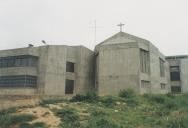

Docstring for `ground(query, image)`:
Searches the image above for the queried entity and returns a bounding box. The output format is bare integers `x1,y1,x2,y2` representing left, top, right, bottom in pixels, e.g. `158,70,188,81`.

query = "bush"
85,91,99,102
166,116,188,128
100,96,116,107
70,94,87,102
20,122,47,128
166,93,175,98
164,100,177,110
55,108,80,127
144,94,166,104
85,110,120,128
32,122,48,128
0,113,36,128
70,91,99,103
125,97,139,107
0,107,17,115
118,89,135,99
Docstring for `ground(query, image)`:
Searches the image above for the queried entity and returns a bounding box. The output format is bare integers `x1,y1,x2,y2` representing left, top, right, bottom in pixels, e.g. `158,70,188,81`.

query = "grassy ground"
0,91,188,128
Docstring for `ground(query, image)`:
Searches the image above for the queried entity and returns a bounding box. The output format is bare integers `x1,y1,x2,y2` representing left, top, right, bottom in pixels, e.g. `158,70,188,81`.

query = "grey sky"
0,0,188,55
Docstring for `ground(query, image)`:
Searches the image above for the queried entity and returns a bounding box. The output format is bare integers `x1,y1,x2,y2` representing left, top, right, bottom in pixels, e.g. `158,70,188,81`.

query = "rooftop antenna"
117,22,124,32
41,40,47,45
89,20,102,45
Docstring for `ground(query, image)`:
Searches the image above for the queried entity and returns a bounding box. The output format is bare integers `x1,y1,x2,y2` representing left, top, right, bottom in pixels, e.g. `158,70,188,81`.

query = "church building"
95,32,170,95
0,27,187,96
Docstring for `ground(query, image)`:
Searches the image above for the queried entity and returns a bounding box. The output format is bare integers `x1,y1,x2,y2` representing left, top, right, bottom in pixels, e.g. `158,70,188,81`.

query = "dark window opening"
140,49,150,74
66,62,74,72
141,80,151,88
0,75,37,88
161,83,166,90
65,79,74,94
170,66,180,81
170,72,180,81
159,58,165,77
171,86,181,93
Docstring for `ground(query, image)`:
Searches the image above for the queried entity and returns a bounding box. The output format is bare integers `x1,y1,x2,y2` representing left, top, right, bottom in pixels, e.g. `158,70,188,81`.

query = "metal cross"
117,23,124,32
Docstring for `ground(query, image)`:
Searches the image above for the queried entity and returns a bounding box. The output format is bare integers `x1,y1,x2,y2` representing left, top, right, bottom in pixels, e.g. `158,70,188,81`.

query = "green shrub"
85,110,120,128
32,122,47,128
70,91,99,103
144,94,166,104
166,117,187,128
10,114,36,124
125,97,139,107
90,110,107,117
55,108,80,127
118,89,135,99
0,114,12,128
20,123,32,128
20,122,47,128
85,91,99,102
100,96,116,107
0,107,17,115
164,100,177,110
70,94,87,102
166,93,175,98
0,113,36,128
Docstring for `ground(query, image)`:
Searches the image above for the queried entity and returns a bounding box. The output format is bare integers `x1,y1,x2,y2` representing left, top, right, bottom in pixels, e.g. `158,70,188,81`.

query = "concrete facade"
95,32,170,95
0,31,187,96
166,55,188,93
0,45,94,96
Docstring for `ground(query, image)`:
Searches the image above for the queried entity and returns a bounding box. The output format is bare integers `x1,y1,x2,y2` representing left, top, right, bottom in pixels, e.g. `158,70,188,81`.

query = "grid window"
161,83,166,90
65,79,74,94
0,55,38,68
159,58,165,77
141,80,151,89
140,49,150,74
170,66,180,81
0,75,37,87
171,86,181,93
66,62,75,72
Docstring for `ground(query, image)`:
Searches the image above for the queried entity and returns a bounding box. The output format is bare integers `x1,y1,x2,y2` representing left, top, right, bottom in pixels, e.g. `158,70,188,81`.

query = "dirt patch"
17,106,61,128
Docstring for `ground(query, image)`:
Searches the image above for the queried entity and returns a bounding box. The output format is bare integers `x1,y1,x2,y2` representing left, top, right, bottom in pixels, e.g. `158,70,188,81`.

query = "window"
140,49,150,74
0,55,38,68
159,58,165,77
0,75,37,87
170,66,180,81
161,83,166,90
141,80,151,89
66,62,74,72
171,86,181,93
65,79,74,94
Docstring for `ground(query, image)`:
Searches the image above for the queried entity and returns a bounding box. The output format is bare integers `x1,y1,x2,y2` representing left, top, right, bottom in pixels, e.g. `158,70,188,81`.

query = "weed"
0,113,36,128
118,89,135,99
54,108,80,127
100,96,116,107
70,91,99,103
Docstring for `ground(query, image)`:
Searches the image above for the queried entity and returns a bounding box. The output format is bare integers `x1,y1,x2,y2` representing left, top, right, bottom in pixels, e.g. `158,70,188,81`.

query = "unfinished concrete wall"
42,45,94,95
95,43,140,95
75,46,94,94
0,45,94,96
180,59,188,93
95,32,170,95
148,43,170,94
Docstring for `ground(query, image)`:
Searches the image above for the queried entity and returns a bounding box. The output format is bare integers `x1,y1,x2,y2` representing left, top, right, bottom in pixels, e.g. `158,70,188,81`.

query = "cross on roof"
117,23,124,32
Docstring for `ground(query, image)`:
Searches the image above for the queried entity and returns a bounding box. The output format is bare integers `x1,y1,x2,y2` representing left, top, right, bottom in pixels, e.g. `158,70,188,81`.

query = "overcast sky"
0,0,188,55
